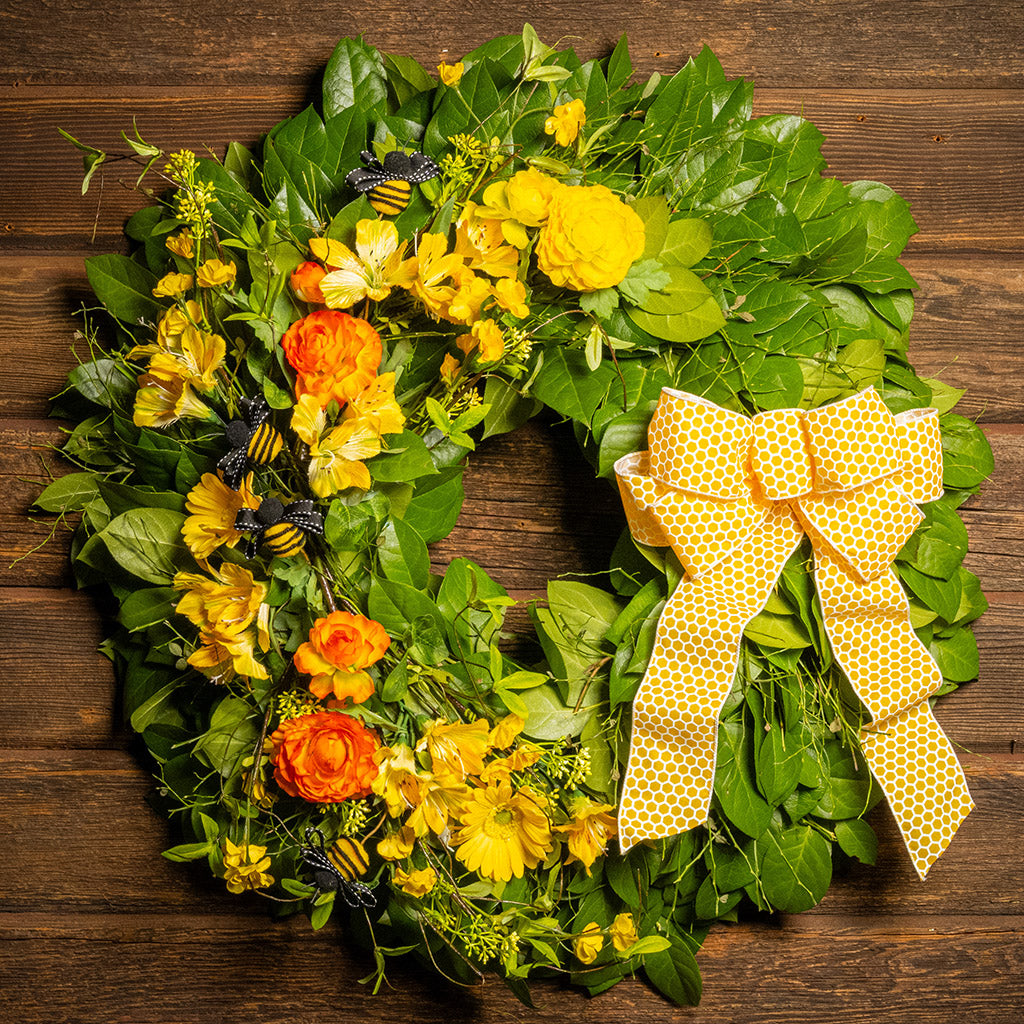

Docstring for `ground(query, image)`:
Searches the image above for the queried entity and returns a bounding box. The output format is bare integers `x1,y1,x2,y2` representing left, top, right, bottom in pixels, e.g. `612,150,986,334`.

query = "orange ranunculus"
293,610,390,703
270,710,380,803
291,261,327,304
281,310,382,408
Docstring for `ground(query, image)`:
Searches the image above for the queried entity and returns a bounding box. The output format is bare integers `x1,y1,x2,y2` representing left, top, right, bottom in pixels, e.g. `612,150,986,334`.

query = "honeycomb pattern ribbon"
613,387,973,879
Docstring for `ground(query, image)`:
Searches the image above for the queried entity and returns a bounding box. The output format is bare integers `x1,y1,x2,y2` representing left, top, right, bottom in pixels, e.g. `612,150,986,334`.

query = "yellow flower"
446,269,492,325
182,471,256,560
453,203,519,278
453,783,552,883
165,229,194,259
342,372,405,437
493,277,529,319
188,619,269,682
439,353,461,385
478,744,543,785
318,220,415,309
291,394,380,496
152,301,204,354
407,774,470,837
417,718,490,780
371,744,426,817
133,363,211,428
457,319,504,364
480,169,559,248
173,563,267,633
393,865,437,898
544,99,586,147
609,912,638,953
574,921,604,965
559,797,618,874
152,272,193,298
222,838,274,893
489,713,525,750
377,825,416,861
168,326,226,391
196,258,237,288
537,183,645,291
407,232,465,319
437,61,464,87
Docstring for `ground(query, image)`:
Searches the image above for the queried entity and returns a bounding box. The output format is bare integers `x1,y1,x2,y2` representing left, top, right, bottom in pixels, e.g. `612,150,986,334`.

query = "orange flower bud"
291,261,327,304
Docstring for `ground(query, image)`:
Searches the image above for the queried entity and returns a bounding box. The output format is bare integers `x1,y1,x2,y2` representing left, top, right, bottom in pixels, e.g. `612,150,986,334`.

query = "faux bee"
299,827,376,909
345,149,440,215
218,397,283,490
234,496,323,559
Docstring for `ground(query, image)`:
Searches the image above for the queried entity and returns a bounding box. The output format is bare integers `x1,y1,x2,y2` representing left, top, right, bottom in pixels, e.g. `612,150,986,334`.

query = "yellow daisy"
453,783,552,882
182,471,256,560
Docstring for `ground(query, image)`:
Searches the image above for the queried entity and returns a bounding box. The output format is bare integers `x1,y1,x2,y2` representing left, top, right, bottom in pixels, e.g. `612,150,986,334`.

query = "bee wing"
234,507,262,532
217,447,249,491
339,879,377,909
406,152,440,183
246,396,271,429
346,167,389,192
283,501,324,535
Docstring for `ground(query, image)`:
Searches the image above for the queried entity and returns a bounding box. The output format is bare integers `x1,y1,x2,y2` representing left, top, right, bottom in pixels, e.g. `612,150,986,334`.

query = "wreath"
40,26,992,1008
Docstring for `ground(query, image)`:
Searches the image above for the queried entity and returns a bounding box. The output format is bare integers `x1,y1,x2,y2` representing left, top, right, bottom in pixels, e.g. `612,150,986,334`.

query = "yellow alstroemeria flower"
342,372,405,438
393,865,437,898
152,271,193,298
133,363,211,429
318,220,415,309
489,713,525,749
291,393,380,496
222,839,274,894
189,619,269,683
165,229,194,259
407,232,465,319
407,774,470,837
558,797,618,875
545,98,586,147
457,319,505,364
437,61,464,87
377,825,416,861
196,258,237,289
453,202,519,279
417,718,491,780
173,563,267,634
493,277,530,319
439,353,461,385
371,744,427,817
170,326,226,391
446,269,492,325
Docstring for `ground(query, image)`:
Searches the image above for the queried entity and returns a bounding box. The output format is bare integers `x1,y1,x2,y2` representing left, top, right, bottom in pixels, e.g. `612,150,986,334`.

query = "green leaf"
162,842,215,863
940,414,994,489
642,935,702,1007
322,36,387,120
834,819,878,865
929,628,980,682
397,466,464,543
812,742,877,820
85,254,161,325
481,377,540,440
659,218,713,267
120,586,177,631
714,719,772,838
626,270,725,344
195,696,261,776
33,472,102,513
899,563,963,624
756,825,832,912
69,358,135,410
377,517,430,590
906,500,968,579
519,684,594,740
97,508,191,584
744,611,811,649
630,195,670,260
370,430,438,482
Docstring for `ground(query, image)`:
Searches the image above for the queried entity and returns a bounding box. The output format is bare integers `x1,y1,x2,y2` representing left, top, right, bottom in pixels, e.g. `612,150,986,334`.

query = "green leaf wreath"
39,25,991,1008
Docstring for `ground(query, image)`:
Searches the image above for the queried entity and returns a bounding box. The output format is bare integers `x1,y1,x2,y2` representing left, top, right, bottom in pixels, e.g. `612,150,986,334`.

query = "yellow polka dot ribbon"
613,387,973,879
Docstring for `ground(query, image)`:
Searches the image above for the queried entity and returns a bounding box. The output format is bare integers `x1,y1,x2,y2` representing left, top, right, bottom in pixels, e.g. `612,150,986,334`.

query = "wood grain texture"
2,1,1022,1020
2,89,1021,255
2,0,1022,88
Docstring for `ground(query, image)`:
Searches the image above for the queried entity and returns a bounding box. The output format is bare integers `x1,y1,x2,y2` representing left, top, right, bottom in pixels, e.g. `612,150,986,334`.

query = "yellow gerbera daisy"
453,783,552,882
182,471,256,560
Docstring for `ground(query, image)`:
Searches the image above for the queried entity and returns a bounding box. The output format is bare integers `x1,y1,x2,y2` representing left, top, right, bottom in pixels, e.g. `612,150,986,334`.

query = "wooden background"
1,2,1022,1020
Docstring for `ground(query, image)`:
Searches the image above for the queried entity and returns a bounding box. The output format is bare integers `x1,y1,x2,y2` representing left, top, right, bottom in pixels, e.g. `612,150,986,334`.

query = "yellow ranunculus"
196,258,237,288
437,61,464,87
574,922,604,964
393,865,437,898
152,272,193,298
479,169,559,249
536,183,645,291
544,98,586,147
609,912,638,953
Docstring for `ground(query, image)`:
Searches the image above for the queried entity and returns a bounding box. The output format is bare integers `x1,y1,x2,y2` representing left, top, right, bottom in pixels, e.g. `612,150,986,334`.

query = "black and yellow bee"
234,496,323,559
345,149,440,215
300,828,376,908
218,397,283,490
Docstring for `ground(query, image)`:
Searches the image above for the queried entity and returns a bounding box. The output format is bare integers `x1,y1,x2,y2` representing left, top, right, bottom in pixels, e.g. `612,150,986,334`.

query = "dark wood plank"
0,748,1019,916
4,254,1022,420
2,90,1021,255
2,0,1022,88
0,916,1021,1023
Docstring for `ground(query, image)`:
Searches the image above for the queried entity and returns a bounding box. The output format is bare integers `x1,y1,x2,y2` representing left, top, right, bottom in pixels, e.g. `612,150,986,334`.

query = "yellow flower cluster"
371,714,618,888
131,303,227,428
173,562,270,683
222,838,274,893
574,912,640,964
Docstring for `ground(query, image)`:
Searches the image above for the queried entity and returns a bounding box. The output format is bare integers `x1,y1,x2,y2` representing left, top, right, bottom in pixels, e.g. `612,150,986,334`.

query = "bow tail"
813,548,974,878
618,506,803,851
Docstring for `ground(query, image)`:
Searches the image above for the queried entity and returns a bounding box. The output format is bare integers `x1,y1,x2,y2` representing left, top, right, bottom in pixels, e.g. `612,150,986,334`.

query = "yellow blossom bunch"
222,839,274,893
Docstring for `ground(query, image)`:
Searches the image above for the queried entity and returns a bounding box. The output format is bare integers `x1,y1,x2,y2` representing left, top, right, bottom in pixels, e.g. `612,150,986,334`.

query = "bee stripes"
248,421,283,466
263,521,306,557
328,838,370,880
234,497,324,560
368,179,412,215
218,396,282,490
